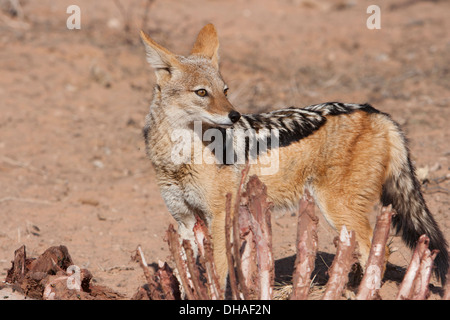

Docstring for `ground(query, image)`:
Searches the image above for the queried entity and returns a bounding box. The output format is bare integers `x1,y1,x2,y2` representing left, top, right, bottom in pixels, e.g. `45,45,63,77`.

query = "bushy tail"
381,150,449,284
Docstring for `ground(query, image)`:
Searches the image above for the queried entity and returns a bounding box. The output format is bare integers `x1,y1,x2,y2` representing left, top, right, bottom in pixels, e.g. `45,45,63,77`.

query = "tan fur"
190,23,220,69
140,24,447,286
204,112,396,279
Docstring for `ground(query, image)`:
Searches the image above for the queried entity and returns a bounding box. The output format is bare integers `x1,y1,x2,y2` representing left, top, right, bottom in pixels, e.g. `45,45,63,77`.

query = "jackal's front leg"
160,185,198,253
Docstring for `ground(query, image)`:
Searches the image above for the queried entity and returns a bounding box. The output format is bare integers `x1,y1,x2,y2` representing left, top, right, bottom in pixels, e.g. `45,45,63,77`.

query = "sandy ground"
1,0,449,299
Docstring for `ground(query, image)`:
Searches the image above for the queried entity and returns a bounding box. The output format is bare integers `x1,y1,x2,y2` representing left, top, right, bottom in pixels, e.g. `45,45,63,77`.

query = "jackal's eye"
195,89,208,97
224,88,229,97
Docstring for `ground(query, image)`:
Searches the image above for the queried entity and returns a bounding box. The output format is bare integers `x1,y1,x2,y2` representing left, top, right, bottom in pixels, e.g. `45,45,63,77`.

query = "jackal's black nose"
228,111,241,123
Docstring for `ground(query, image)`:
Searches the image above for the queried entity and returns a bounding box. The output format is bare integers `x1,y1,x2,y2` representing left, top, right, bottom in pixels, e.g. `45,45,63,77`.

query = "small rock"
416,166,429,182
92,160,104,169
107,18,122,30
90,64,112,88
429,162,441,172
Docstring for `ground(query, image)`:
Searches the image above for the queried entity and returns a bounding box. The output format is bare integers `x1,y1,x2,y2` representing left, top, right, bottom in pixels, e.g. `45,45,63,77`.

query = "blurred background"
0,0,449,299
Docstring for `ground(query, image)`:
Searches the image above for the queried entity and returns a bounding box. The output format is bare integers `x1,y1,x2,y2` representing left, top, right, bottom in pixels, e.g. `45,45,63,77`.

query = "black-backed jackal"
140,24,448,287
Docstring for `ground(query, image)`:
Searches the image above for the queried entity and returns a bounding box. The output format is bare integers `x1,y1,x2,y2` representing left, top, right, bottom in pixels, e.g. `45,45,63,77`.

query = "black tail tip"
434,249,449,285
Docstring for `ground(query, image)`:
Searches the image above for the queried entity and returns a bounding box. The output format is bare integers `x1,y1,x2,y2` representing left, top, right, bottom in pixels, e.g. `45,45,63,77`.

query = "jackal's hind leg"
313,189,390,274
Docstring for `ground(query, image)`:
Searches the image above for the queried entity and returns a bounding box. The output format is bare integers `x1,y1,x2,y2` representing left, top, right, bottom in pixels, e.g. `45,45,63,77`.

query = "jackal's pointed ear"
190,23,220,69
140,30,181,82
